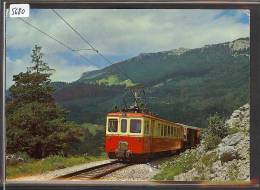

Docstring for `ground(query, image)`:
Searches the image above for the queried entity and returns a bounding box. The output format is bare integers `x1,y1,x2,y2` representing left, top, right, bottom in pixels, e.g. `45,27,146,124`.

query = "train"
105,111,201,161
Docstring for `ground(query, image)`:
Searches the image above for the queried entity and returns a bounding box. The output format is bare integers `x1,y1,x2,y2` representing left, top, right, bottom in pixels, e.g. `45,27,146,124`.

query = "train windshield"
130,119,141,133
108,119,118,132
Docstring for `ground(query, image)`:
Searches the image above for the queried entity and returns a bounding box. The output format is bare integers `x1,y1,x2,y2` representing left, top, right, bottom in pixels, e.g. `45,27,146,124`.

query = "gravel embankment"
100,157,173,181
100,164,159,181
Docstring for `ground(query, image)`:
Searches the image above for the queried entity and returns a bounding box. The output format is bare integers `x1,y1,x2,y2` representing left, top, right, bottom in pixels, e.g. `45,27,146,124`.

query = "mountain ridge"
79,37,249,86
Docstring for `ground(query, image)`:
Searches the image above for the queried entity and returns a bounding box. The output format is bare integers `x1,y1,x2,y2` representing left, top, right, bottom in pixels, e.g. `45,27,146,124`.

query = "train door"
144,119,151,154
186,128,192,148
196,130,201,145
187,129,196,147
150,120,155,154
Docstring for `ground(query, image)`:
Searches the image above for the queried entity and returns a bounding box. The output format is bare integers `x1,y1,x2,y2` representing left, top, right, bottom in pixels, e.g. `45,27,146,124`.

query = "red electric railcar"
105,112,200,161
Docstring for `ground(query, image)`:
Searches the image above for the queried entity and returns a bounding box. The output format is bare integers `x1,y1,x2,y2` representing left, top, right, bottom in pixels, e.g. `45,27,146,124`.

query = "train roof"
107,112,201,130
175,123,201,130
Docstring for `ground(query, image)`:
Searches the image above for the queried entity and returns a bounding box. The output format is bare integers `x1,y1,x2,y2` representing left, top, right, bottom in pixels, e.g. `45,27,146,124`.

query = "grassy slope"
6,122,107,179
6,155,107,179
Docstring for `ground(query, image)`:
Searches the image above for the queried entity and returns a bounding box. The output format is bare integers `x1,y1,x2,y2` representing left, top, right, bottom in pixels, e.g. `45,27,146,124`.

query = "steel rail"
56,161,131,180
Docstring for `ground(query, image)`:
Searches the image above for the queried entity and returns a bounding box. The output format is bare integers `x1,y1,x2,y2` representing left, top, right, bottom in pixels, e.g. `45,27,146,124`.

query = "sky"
6,9,250,88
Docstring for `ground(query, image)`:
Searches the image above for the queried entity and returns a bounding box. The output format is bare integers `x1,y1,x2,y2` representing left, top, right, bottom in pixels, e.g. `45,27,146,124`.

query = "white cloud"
6,9,249,54
6,9,250,86
45,54,97,82
6,56,29,88
6,53,97,88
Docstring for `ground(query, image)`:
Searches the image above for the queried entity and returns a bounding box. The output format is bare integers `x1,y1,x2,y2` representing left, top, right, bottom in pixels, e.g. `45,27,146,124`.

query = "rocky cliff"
173,104,250,181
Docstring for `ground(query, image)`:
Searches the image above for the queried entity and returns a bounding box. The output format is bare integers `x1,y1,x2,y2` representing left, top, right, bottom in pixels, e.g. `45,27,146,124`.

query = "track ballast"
56,161,131,180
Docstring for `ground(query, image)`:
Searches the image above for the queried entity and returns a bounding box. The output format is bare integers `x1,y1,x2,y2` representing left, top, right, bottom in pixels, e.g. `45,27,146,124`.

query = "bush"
192,152,218,181
68,123,105,156
228,125,248,135
201,152,218,167
207,113,227,138
228,163,239,181
6,152,32,165
227,127,240,135
153,150,199,180
204,133,222,151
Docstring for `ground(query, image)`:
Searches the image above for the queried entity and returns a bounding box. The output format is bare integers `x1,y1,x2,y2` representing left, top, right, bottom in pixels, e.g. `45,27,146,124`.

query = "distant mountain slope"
54,37,249,127
79,37,249,86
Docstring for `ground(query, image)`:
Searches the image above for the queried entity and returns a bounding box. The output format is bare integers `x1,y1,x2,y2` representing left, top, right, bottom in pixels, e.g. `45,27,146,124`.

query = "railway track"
56,161,131,180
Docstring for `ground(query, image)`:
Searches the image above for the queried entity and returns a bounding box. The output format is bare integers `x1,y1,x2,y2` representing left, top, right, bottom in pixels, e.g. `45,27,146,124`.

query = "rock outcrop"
228,38,250,52
6,154,25,165
218,145,238,162
174,104,250,181
225,103,249,131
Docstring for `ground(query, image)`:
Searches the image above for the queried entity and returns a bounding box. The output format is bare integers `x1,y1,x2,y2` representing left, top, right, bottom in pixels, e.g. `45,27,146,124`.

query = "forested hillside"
53,37,250,127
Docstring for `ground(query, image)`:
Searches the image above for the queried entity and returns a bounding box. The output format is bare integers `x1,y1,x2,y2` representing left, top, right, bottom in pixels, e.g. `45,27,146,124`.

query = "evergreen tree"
6,45,83,158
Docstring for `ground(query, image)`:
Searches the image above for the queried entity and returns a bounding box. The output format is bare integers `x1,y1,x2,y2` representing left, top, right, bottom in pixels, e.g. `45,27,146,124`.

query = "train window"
108,119,118,132
121,119,127,133
174,128,177,137
130,119,141,133
168,126,170,136
160,125,163,136
162,126,165,136
164,125,167,136
151,120,155,135
171,126,173,136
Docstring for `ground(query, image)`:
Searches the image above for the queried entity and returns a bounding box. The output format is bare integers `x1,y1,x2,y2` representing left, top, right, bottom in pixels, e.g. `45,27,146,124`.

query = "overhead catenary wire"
51,9,98,53
51,9,135,83
18,18,99,68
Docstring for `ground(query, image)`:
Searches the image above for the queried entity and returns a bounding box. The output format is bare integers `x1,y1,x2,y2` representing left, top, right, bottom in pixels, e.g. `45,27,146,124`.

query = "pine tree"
6,45,83,158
